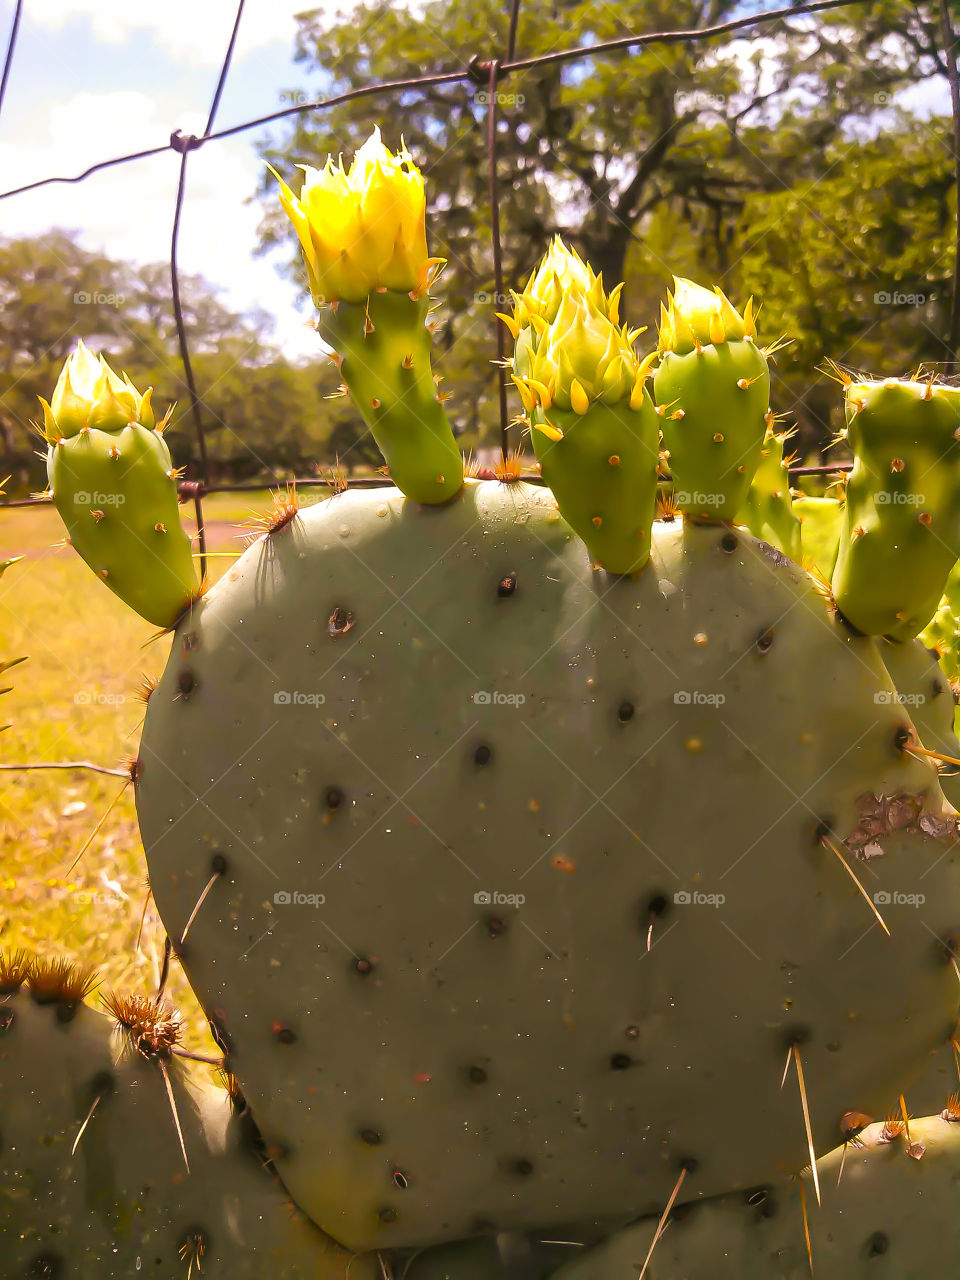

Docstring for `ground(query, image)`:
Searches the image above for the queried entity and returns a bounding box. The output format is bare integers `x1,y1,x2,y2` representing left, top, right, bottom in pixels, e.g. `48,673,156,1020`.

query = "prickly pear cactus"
832,377,960,641
734,426,801,560
136,479,960,1252
794,493,843,578
653,278,771,520
26,125,960,1275
551,1115,960,1279
503,241,659,575
878,638,960,809
271,128,462,504
0,953,377,1278
42,342,198,627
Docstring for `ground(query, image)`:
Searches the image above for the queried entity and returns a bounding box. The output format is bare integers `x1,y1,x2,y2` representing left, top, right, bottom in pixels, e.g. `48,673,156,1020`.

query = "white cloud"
0,89,318,360
28,0,345,67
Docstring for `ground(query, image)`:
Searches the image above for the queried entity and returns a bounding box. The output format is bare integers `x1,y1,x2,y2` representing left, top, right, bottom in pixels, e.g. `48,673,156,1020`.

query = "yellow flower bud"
659,277,750,355
270,127,430,306
529,290,638,411
42,341,154,440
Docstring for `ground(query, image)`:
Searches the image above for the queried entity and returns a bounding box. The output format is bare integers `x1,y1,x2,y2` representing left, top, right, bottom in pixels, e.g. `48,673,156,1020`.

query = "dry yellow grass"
0,491,285,1048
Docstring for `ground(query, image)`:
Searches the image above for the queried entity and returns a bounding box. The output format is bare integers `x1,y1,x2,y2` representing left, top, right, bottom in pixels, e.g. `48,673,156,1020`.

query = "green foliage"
0,231,378,488
258,0,957,452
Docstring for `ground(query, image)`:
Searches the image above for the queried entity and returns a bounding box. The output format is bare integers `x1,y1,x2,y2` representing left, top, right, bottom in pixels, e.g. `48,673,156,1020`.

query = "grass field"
0,490,289,1048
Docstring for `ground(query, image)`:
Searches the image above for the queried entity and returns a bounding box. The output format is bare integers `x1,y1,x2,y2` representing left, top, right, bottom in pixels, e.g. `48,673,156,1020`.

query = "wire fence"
0,0,955,565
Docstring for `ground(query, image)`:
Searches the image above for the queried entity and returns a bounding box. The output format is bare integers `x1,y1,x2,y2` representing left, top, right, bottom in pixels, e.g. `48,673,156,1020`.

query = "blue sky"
0,1,341,359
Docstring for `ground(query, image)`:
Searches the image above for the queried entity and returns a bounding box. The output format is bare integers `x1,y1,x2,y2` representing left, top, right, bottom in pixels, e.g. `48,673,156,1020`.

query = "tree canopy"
0,231,376,489
257,0,959,455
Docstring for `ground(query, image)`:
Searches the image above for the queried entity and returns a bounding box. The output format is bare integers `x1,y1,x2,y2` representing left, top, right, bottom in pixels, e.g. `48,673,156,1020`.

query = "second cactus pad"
832,377,960,640
654,278,771,520
42,341,198,628
136,480,960,1253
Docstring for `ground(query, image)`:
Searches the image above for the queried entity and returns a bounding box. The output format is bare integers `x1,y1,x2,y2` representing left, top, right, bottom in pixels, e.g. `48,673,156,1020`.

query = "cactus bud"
269,127,429,306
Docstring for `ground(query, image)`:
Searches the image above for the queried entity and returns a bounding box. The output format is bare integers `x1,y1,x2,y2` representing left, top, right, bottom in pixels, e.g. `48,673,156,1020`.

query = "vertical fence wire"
939,0,960,373
168,0,246,579
0,0,22,119
486,58,510,461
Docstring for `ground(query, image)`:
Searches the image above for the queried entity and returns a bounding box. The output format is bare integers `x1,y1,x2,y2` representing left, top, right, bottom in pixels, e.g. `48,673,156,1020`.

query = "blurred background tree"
1,1,956,484
0,231,378,486
258,0,959,458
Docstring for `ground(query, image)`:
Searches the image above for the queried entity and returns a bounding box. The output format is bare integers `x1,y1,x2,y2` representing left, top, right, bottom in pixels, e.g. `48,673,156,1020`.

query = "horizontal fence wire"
0,0,931,524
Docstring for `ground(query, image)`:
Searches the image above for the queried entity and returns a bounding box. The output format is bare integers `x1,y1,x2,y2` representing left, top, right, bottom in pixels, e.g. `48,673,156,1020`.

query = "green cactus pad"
136,480,960,1252
47,422,198,627
0,965,377,1278
529,396,659,575
319,290,463,504
794,495,844,578
654,339,770,521
550,1115,960,1278
735,429,801,561
832,379,960,640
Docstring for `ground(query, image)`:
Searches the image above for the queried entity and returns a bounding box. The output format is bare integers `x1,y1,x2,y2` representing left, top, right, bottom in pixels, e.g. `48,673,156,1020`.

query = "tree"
0,231,376,489
256,0,958,451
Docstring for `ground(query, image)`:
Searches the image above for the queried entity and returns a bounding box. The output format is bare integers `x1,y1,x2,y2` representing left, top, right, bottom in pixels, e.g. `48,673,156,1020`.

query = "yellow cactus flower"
658,276,751,356
40,340,154,440
529,289,639,413
270,126,430,306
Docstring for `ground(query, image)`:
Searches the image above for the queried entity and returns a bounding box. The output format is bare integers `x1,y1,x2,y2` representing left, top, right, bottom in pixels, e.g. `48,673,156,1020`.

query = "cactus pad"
135,480,960,1252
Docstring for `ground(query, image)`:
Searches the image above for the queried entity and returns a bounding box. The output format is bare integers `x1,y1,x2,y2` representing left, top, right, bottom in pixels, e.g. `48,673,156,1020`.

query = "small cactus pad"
794,494,844,578
832,378,960,640
43,343,198,627
735,427,801,560
550,1115,960,1278
319,290,463,504
654,278,770,520
137,480,960,1251
507,248,658,574
0,962,377,1278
